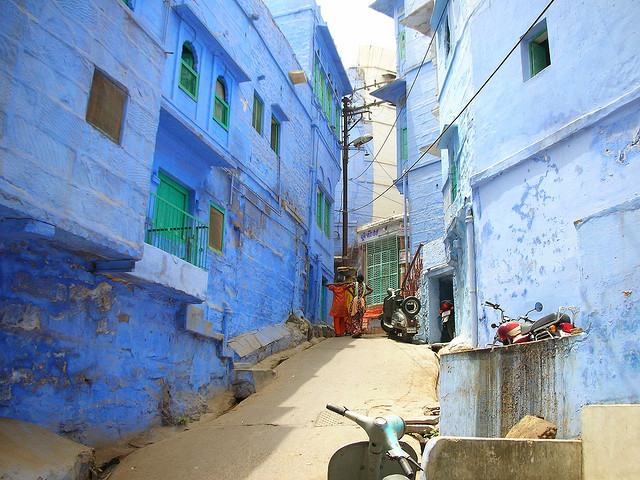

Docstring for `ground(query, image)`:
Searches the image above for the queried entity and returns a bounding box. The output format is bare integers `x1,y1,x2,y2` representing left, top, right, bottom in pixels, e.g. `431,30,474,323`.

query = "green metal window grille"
401,127,408,160
366,236,399,305
529,29,550,78
325,82,332,118
208,202,225,253
213,77,229,130
252,93,263,134
323,197,331,237
270,116,280,154
334,101,340,134
316,189,323,228
145,175,208,270
179,43,199,101
449,146,457,201
399,30,406,60
319,73,325,112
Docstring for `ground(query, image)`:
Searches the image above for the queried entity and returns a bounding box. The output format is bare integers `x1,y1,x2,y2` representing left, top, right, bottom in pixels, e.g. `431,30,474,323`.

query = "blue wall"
431,0,640,435
0,0,350,446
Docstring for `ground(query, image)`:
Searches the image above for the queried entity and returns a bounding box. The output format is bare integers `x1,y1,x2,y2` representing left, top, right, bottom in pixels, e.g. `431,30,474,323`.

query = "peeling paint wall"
433,0,640,436
0,241,227,447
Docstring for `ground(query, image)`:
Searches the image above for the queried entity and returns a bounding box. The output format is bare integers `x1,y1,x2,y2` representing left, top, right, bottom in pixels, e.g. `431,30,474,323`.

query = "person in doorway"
347,274,373,338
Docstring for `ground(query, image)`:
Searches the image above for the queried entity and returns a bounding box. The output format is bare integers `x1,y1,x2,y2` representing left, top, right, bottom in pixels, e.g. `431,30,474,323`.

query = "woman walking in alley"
347,274,373,338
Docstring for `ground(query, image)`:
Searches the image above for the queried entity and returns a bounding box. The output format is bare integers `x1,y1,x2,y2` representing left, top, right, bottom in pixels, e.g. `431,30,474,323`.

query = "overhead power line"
352,0,557,213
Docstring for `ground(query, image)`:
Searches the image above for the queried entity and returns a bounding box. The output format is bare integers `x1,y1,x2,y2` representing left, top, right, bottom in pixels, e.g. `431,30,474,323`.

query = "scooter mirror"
535,302,543,312
491,323,498,328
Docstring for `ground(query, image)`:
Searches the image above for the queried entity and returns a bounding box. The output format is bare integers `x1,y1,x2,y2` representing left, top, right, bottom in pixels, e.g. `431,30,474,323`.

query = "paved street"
109,334,439,480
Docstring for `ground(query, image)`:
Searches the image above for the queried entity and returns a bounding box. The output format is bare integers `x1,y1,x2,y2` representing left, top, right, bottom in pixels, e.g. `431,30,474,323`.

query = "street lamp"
341,97,374,265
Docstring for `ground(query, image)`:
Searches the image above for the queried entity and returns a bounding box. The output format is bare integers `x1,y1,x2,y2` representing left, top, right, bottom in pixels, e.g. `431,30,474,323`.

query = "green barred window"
252,93,263,134
316,189,323,228
323,197,330,237
179,43,199,101
366,236,399,305
270,116,280,154
401,127,408,160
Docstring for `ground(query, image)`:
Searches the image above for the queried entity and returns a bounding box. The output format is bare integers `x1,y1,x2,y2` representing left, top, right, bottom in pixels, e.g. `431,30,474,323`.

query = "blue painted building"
0,0,349,447
426,0,640,437
370,0,445,342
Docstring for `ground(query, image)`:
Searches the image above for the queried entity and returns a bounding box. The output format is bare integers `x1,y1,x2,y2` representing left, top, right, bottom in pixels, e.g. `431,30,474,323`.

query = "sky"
314,0,396,68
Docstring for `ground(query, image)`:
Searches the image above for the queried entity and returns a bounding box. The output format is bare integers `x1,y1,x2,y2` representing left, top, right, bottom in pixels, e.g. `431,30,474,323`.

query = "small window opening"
213,77,229,129
179,43,199,101
444,18,451,57
270,116,280,154
252,93,263,134
529,29,551,78
86,69,127,144
208,203,225,253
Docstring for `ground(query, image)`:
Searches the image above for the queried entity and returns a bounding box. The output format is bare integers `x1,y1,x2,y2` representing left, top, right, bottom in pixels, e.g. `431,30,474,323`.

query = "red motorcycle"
484,301,579,345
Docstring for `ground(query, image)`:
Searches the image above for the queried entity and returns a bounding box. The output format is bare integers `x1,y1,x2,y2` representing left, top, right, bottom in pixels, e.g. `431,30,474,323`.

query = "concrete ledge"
582,404,640,480
120,244,207,302
420,437,582,480
0,417,95,480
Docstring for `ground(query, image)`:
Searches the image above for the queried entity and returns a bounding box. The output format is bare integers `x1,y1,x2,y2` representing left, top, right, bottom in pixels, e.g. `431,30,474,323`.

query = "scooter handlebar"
398,457,415,479
326,404,347,416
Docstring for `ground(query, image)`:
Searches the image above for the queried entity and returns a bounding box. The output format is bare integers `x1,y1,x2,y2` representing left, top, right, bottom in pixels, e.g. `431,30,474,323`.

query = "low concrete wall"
439,335,583,438
420,437,582,480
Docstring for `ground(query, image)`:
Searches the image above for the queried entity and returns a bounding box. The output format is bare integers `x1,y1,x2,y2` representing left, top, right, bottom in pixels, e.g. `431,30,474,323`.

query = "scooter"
379,288,421,343
325,404,421,480
485,301,579,345
439,300,454,343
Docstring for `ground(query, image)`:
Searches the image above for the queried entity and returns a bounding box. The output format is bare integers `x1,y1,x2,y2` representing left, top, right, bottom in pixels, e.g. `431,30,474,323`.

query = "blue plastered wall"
431,0,640,435
0,0,349,446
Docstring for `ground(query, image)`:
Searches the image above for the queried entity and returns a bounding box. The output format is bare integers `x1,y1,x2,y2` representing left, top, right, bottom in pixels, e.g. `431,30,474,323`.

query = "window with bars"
179,43,199,101
213,77,229,129
366,236,399,305
252,93,263,134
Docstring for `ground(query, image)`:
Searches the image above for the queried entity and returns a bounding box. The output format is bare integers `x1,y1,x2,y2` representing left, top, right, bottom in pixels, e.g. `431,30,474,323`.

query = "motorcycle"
325,404,421,480
439,300,455,343
379,288,421,343
484,300,579,345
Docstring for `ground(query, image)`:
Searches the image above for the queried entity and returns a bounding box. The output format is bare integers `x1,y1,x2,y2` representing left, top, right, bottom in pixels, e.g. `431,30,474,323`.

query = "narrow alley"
108,335,439,480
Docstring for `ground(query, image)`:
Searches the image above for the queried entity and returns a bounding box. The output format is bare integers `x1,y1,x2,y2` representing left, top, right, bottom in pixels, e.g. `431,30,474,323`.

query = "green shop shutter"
366,236,399,305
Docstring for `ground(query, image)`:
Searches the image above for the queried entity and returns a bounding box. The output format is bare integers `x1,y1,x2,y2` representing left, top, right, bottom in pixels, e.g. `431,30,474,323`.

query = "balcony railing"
145,192,208,270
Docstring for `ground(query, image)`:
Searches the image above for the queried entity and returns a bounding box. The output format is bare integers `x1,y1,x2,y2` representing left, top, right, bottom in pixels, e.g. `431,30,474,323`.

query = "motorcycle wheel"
401,296,421,316
379,314,392,334
401,331,414,343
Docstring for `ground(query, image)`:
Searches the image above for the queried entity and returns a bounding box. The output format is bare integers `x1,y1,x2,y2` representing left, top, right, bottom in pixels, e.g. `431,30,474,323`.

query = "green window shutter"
252,93,263,134
314,58,319,95
366,236,399,305
334,101,340,134
449,147,457,200
319,73,325,111
213,78,229,129
316,189,323,228
401,127,408,160
399,31,406,60
325,83,331,118
324,198,331,237
270,116,280,154
179,44,199,101
153,173,190,254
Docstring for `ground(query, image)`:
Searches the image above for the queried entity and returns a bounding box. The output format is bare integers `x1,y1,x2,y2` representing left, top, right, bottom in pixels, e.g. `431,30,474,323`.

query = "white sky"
315,0,396,68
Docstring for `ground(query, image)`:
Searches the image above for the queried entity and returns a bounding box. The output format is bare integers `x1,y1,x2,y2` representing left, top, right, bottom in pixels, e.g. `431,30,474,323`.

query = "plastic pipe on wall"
465,206,478,348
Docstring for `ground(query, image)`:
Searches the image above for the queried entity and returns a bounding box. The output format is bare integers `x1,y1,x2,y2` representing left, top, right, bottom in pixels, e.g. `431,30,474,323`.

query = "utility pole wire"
351,0,557,213
350,0,451,182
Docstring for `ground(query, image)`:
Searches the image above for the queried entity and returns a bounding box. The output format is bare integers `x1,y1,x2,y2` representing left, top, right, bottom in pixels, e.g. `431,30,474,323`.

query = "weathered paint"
0,0,349,446
432,0,640,436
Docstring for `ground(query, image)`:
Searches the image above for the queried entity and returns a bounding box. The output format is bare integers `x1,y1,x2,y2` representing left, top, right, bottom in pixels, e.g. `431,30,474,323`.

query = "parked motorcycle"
439,300,455,343
325,403,421,480
379,288,421,343
485,300,579,345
